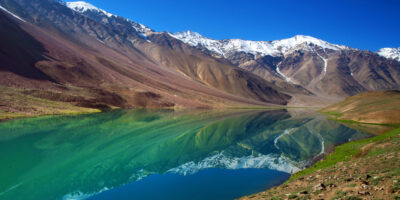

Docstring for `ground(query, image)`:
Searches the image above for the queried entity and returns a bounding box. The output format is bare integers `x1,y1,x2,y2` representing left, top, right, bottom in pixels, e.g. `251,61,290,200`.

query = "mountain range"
0,0,399,114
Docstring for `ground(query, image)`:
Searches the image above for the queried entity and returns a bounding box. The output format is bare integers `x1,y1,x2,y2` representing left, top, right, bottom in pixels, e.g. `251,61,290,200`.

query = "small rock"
327,183,337,188
299,190,308,194
374,187,384,191
385,187,394,194
361,180,369,185
358,191,371,195
313,183,326,191
345,177,353,182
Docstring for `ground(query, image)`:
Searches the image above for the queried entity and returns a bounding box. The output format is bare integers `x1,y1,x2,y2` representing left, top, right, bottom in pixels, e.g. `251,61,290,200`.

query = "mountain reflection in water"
0,109,370,200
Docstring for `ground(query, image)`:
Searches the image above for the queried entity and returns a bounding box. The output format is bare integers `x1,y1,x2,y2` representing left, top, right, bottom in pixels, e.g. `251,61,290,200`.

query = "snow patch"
66,1,152,35
315,50,328,78
66,1,114,17
377,47,400,62
0,5,26,22
132,23,152,35
138,33,151,43
276,63,295,83
96,38,105,44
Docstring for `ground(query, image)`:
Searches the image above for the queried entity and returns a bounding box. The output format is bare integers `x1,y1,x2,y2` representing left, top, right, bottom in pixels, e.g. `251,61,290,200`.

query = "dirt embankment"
321,90,400,125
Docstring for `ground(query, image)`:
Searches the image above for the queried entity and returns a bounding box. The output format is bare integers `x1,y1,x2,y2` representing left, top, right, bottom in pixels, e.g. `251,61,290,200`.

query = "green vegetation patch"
290,127,400,180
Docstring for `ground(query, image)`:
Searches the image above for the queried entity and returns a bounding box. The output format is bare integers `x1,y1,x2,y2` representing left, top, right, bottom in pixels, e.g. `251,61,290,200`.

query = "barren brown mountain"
171,32,400,106
0,0,294,119
1,0,400,119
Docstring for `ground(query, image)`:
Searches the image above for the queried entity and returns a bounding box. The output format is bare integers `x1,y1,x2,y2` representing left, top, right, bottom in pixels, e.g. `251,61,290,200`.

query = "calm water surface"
0,109,370,200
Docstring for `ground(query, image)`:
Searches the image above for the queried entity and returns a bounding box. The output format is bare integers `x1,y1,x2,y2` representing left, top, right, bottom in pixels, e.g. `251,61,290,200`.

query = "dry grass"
322,90,400,125
0,86,100,121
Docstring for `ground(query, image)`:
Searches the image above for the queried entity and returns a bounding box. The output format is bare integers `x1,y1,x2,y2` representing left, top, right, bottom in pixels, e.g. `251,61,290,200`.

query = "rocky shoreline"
239,127,400,200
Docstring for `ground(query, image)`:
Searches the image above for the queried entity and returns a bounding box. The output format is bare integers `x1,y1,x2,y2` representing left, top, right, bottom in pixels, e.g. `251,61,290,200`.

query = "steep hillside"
0,0,293,120
322,90,400,125
1,0,400,118
170,31,400,100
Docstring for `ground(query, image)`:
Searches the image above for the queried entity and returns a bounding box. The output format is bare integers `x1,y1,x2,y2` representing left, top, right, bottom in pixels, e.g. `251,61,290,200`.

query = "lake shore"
239,126,400,200
239,91,400,200
0,109,102,122
0,106,317,123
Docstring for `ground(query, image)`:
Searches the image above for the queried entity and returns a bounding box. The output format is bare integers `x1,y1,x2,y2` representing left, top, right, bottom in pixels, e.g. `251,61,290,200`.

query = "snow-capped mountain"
170,30,349,58
377,47,400,62
62,1,400,99
65,2,348,57
66,1,114,17
66,1,152,34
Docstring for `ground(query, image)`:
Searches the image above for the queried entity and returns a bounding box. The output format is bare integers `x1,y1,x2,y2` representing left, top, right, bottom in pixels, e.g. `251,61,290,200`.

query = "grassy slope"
240,91,400,200
0,86,101,121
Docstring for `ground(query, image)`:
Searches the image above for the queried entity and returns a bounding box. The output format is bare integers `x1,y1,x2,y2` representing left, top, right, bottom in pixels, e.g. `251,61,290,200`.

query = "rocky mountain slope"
169,31,400,100
0,0,293,118
0,0,399,117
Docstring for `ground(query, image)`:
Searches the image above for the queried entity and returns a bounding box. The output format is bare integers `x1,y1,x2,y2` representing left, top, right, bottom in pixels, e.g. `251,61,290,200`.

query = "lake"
0,109,370,200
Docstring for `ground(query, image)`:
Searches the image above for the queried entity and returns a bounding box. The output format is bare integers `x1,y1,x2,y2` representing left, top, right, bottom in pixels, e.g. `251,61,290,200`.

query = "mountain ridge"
0,0,399,119
64,0,398,60
169,30,351,58
0,0,295,119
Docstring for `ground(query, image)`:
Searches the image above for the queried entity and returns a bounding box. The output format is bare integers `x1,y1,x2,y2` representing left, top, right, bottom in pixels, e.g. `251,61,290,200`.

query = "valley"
0,0,400,120
0,1,399,200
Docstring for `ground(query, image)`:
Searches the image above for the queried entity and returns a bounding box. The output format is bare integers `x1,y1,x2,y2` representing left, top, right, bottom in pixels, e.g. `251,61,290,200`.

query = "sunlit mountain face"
0,109,370,200
0,0,399,115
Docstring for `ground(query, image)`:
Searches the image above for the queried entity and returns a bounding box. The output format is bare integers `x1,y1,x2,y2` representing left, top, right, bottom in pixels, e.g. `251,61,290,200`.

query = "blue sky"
74,0,400,51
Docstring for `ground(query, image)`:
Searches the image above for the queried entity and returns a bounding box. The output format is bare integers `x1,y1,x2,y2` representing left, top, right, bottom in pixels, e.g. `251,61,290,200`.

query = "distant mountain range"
0,0,399,113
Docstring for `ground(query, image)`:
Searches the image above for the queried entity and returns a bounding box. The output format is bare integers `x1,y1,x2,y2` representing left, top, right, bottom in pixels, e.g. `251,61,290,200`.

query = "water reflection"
0,109,369,200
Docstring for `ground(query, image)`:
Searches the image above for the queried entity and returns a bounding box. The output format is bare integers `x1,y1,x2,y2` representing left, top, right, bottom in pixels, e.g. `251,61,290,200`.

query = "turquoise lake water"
0,109,370,200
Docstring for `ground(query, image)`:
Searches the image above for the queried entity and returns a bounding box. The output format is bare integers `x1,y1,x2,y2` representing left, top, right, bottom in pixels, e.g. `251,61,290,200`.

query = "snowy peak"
271,35,347,53
171,31,349,57
64,3,348,53
65,1,152,34
66,1,114,17
377,47,400,62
